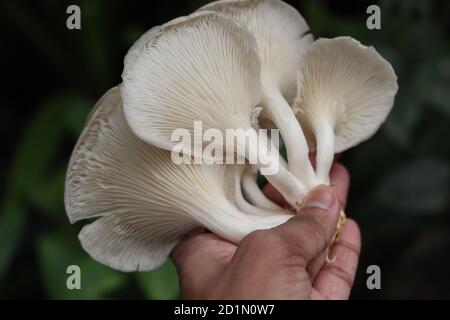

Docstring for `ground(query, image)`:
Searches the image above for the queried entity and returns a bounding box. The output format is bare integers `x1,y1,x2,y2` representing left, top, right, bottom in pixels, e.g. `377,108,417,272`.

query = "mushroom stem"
196,204,291,243
235,167,288,217
314,120,335,184
263,86,319,189
241,166,284,211
237,132,307,208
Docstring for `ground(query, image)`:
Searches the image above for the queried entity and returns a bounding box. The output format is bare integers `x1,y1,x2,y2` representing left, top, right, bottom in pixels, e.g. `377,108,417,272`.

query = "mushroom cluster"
65,0,398,272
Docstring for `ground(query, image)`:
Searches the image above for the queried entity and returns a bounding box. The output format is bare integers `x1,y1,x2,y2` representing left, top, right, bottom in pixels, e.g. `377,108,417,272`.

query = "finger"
306,248,326,282
312,219,361,300
306,164,350,280
329,163,350,208
171,232,237,296
262,183,289,207
272,185,340,264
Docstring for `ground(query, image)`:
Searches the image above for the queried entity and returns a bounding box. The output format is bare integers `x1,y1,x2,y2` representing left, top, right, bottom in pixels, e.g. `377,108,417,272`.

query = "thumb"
272,185,341,264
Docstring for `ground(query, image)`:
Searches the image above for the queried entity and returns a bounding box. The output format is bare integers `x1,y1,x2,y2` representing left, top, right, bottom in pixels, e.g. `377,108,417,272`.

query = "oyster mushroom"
121,12,307,206
293,37,398,183
241,165,284,211
65,86,291,272
198,0,319,189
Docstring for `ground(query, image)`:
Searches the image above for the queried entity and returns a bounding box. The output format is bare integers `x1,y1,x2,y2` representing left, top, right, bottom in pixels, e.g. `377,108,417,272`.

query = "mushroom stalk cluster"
65,0,398,272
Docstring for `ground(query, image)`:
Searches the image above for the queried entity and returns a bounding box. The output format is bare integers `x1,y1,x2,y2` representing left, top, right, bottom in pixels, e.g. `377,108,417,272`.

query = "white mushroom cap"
123,26,160,75
121,11,307,207
293,37,398,182
121,12,260,155
199,0,313,99
122,12,220,77
198,0,319,188
65,86,290,272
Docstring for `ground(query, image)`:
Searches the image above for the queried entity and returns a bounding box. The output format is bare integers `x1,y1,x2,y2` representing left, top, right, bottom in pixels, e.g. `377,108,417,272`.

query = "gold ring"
325,210,347,263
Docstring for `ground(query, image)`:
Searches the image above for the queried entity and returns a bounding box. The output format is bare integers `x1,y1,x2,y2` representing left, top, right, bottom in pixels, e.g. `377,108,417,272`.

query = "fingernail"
301,186,336,211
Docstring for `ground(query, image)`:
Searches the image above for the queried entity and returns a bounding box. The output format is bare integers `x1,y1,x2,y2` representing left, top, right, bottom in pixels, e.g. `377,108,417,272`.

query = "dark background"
1,0,449,299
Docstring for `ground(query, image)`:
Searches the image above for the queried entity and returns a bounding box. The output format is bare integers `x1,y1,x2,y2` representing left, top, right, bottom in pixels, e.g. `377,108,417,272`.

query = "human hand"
171,163,361,299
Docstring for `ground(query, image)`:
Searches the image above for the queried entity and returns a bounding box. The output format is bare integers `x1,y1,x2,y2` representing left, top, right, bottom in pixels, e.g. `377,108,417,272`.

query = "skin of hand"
171,163,361,300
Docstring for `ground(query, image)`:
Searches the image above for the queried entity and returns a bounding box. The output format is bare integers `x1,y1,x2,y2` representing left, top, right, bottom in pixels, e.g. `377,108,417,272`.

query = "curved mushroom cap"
123,26,160,74
199,0,313,101
293,37,398,153
65,87,196,271
65,87,285,272
121,12,261,155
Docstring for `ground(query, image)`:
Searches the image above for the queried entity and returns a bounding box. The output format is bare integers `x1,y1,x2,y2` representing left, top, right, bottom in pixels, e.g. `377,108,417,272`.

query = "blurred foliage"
38,226,126,299
0,0,449,299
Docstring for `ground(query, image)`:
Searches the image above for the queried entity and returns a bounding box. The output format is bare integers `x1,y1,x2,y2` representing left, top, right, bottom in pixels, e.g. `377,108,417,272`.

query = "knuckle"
242,229,284,253
241,229,270,248
302,214,330,242
243,229,266,243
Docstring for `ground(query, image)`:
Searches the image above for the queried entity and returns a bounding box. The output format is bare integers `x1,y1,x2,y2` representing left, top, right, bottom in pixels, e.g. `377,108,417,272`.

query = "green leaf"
27,167,66,220
38,226,126,299
0,93,82,282
374,159,449,215
0,197,26,283
10,93,91,215
121,25,146,47
306,1,331,34
257,173,268,188
136,259,180,300
63,97,93,137
9,97,65,195
80,0,112,89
